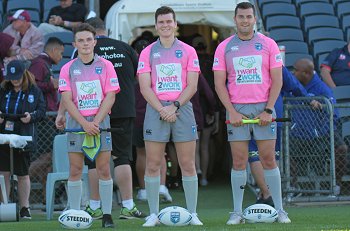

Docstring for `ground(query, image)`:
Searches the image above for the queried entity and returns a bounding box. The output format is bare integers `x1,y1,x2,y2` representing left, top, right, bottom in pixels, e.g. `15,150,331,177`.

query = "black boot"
102,214,115,228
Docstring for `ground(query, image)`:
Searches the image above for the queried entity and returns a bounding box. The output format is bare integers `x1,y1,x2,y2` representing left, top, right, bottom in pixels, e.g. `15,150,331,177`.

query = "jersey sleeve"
212,41,227,71
186,46,200,72
104,60,120,94
137,45,152,75
320,48,339,71
58,62,71,93
268,38,283,69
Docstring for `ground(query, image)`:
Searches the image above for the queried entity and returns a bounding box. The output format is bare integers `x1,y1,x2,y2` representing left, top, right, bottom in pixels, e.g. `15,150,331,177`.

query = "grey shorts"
226,103,277,142
143,101,198,142
66,115,112,153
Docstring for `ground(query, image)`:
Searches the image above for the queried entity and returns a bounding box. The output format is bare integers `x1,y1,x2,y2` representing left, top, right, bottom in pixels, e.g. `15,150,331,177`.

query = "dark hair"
155,6,176,23
1,70,36,92
85,17,106,31
73,23,96,40
44,37,64,51
235,2,256,17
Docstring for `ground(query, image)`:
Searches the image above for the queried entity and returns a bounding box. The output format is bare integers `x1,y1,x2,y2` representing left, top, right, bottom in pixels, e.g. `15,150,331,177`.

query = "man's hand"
256,111,272,126
20,112,31,124
82,121,100,136
310,100,322,110
228,111,247,127
55,113,66,130
51,77,59,89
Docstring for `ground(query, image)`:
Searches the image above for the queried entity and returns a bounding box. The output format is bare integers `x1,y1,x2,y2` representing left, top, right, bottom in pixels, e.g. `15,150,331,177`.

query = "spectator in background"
291,58,348,189
3,10,44,63
38,0,87,35
0,60,46,219
27,38,64,206
320,41,350,88
0,33,15,82
29,37,64,112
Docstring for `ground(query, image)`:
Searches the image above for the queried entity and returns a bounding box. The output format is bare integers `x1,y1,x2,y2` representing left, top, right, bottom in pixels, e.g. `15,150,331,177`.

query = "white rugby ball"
242,204,278,223
58,209,93,229
158,206,192,226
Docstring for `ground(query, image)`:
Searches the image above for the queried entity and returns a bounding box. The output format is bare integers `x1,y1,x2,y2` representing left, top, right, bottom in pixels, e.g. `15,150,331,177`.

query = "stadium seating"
261,2,296,20
303,15,340,33
43,0,61,22
312,40,347,59
46,134,89,220
27,10,41,26
299,2,334,18
258,0,292,8
6,0,41,14
278,41,309,54
294,0,330,8
307,27,344,45
331,0,347,7
316,53,329,71
285,53,313,70
341,15,350,34
269,28,304,43
265,15,301,31
336,2,350,19
44,31,74,45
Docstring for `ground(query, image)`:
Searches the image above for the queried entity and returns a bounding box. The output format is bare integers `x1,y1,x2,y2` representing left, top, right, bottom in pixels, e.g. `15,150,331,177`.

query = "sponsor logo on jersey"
138,62,145,70
59,79,67,87
73,69,81,75
275,54,282,63
153,52,161,58
95,67,103,74
231,46,239,51
255,43,262,51
193,59,199,67
175,50,183,58
110,78,119,86
213,57,219,66
339,54,346,60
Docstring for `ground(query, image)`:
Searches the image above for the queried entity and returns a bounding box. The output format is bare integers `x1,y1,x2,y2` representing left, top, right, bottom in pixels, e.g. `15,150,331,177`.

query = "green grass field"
1,180,349,230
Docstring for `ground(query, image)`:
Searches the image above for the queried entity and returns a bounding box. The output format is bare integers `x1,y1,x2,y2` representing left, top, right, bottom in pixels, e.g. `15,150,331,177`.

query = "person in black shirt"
38,0,87,35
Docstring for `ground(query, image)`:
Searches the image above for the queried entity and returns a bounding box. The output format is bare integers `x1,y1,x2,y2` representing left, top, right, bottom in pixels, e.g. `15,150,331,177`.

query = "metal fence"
281,96,350,203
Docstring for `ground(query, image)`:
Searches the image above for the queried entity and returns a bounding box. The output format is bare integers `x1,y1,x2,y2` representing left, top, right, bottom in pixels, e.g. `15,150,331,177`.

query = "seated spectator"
38,0,87,35
0,32,15,82
3,10,44,63
320,41,350,88
291,58,348,188
29,37,64,112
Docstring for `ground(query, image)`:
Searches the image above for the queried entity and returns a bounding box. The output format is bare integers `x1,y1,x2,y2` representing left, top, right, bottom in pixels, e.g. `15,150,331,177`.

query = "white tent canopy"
106,0,244,43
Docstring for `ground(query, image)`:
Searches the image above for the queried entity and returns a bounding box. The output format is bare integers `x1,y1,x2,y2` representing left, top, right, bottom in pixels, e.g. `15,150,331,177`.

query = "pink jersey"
213,32,282,104
137,38,200,101
58,55,120,116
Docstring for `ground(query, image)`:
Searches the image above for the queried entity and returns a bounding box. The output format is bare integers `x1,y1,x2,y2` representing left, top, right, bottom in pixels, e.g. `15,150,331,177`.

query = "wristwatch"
173,101,180,111
264,108,273,114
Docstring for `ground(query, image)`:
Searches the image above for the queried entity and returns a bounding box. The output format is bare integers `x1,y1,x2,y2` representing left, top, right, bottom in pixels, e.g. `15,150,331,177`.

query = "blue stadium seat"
285,53,313,70
312,40,346,59
44,31,74,45
6,0,41,14
336,2,350,19
27,10,41,26
62,44,74,59
295,0,330,8
303,15,340,33
316,53,329,72
258,0,292,8
307,27,344,45
43,0,60,22
278,41,309,54
265,15,301,31
52,58,71,78
341,15,350,33
347,29,350,41
269,28,304,43
299,2,334,18
331,0,347,7
261,2,296,20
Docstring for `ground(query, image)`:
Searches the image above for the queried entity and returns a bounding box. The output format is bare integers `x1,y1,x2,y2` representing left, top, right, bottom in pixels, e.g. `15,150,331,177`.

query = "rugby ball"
58,209,93,229
158,206,192,226
242,204,278,223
